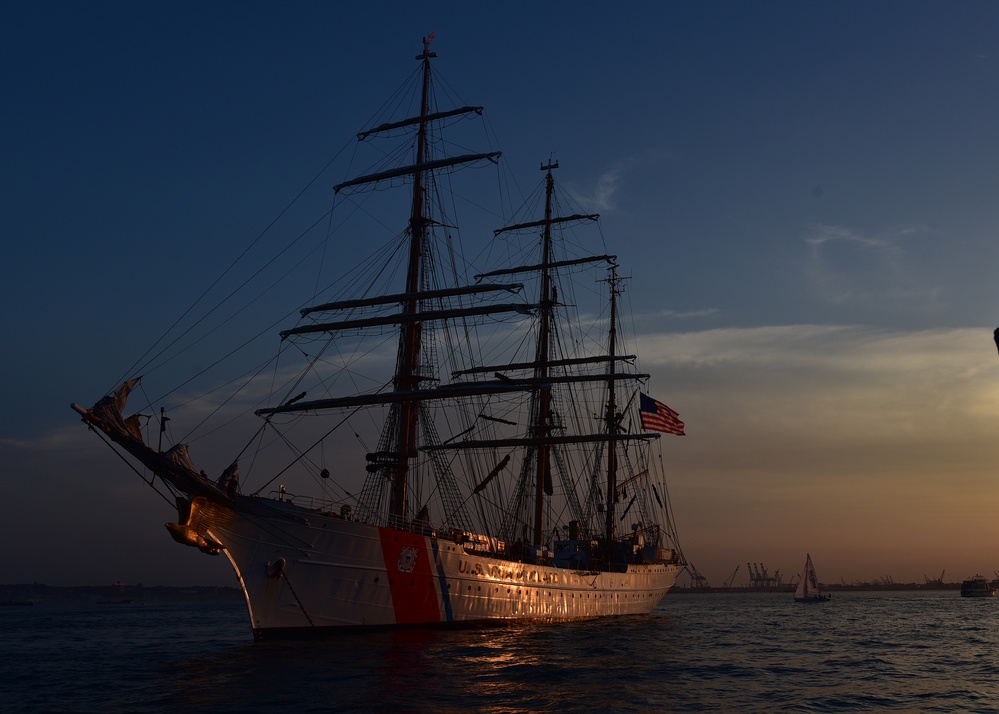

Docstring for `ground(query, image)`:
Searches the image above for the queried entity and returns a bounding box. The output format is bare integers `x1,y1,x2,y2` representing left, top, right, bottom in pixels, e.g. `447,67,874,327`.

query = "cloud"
567,148,672,213
0,425,92,453
804,224,898,251
648,307,721,321
802,223,942,309
637,325,999,422
631,323,999,583
587,166,623,212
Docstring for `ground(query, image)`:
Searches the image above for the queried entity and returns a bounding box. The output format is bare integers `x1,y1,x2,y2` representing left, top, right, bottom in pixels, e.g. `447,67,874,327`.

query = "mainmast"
481,163,654,549
391,35,436,521
532,161,558,544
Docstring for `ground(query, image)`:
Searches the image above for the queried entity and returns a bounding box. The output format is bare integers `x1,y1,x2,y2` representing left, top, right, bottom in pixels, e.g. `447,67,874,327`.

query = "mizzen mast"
603,266,622,547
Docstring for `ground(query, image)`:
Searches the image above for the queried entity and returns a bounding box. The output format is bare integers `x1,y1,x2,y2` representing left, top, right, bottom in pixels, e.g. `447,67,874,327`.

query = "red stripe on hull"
378,528,442,624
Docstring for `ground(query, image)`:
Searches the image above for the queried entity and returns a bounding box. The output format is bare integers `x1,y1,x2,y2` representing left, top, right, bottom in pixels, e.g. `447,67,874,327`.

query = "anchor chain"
280,568,314,627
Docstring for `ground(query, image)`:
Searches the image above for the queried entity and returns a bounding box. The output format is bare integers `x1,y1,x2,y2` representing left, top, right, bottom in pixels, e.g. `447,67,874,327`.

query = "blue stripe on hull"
432,539,454,622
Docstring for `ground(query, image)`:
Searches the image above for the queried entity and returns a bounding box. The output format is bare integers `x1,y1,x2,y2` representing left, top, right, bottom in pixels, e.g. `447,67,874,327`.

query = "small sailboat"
793,553,830,602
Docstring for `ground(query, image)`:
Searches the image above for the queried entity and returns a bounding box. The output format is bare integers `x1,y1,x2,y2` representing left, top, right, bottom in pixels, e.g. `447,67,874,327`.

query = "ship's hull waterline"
178,496,680,638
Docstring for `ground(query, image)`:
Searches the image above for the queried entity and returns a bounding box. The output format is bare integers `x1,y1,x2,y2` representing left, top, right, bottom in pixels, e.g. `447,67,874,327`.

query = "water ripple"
2,591,997,712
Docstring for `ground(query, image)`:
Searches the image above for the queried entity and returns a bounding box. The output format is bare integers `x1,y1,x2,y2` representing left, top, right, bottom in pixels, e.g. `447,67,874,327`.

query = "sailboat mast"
604,267,620,546
532,161,558,544
390,36,436,521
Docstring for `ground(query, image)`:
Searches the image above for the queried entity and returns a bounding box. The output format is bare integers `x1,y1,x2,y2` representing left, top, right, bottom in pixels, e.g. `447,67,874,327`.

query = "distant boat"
793,553,830,602
960,575,996,597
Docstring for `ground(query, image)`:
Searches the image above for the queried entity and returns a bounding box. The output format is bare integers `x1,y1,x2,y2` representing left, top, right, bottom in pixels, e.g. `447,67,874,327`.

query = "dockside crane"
684,564,708,589
924,570,945,585
747,562,779,590
723,565,740,589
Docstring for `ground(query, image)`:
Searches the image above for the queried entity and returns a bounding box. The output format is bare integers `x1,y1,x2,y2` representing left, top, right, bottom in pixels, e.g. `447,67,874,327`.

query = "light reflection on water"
2,591,997,712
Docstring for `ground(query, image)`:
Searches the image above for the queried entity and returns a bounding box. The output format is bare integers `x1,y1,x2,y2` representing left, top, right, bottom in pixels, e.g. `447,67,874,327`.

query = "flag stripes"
639,392,685,435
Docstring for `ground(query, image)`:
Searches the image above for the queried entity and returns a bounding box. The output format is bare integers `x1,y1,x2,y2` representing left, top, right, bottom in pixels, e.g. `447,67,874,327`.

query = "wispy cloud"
804,224,897,251
802,223,941,309
567,148,672,213
651,307,721,320
634,323,999,582
587,166,624,212
638,324,999,396
0,427,90,453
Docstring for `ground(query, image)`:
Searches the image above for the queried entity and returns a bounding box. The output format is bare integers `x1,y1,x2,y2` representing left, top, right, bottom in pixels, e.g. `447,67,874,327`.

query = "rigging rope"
117,139,357,393
87,426,177,508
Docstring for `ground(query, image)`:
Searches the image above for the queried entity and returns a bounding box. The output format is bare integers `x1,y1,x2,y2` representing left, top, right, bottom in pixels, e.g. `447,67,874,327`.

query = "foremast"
256,36,506,529
391,36,435,522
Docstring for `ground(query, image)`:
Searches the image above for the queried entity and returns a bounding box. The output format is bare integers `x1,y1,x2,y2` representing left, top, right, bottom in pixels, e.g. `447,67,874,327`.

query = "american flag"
639,393,685,436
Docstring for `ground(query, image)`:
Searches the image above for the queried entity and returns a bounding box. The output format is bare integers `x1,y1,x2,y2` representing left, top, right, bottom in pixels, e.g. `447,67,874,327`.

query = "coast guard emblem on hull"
397,546,418,573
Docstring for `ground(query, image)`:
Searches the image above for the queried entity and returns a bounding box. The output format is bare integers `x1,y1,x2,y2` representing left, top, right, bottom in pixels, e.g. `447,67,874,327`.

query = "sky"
3,1,999,589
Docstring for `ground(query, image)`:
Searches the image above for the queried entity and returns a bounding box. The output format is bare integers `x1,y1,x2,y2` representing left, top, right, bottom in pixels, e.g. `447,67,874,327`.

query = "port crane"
723,565,740,589
684,564,708,589
924,570,945,585
747,562,779,590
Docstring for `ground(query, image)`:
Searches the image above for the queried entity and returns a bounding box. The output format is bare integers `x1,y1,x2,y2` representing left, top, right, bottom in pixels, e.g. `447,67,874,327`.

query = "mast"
604,267,621,547
391,36,436,521
532,160,558,544
266,37,504,528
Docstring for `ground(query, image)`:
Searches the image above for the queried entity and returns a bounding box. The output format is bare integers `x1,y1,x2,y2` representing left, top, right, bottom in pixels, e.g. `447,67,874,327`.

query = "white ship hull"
179,496,680,638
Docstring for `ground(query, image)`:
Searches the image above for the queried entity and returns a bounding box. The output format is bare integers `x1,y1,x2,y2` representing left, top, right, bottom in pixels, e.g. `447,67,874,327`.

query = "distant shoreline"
0,583,243,606
669,583,961,594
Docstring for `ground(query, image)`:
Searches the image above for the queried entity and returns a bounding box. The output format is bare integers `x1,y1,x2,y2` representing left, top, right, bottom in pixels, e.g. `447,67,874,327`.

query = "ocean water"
2,590,996,712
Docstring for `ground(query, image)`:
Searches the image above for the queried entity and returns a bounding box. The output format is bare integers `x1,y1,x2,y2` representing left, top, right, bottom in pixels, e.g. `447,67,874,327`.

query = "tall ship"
72,37,686,638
